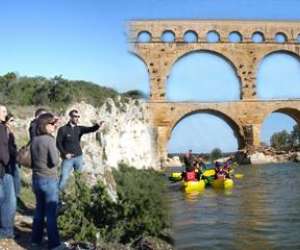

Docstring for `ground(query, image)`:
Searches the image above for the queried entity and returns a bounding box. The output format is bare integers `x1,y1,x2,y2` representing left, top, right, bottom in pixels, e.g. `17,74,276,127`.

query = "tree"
123,90,147,99
210,148,222,161
290,125,300,147
270,130,292,150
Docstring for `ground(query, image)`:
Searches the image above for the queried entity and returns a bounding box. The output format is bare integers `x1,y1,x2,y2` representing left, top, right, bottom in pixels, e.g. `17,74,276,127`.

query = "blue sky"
0,0,300,153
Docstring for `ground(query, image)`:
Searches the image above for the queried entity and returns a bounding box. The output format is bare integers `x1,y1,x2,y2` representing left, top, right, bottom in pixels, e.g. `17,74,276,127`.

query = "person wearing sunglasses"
30,113,69,250
56,109,103,191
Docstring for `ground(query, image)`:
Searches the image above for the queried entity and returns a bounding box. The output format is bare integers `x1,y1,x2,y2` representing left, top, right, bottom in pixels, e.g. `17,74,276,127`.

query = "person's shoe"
51,242,71,250
31,242,43,250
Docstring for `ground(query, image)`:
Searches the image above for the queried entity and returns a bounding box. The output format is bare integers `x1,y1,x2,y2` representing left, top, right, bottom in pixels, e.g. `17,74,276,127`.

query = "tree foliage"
210,148,222,161
290,125,300,148
270,129,292,150
0,72,120,109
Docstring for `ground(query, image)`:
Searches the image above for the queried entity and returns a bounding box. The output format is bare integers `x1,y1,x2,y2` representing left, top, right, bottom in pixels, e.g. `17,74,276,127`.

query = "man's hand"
98,121,104,127
65,154,73,159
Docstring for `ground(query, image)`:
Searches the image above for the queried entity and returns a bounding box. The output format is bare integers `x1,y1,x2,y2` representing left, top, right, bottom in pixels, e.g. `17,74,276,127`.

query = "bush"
112,164,170,243
58,165,170,245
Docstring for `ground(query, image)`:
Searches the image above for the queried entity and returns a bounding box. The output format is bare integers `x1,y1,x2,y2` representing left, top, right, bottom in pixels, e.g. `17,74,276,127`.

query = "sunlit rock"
250,152,277,164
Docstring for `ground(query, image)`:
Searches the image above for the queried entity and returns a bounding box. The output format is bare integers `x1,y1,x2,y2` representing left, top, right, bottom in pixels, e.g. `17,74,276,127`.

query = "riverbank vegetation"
0,72,145,110
16,164,172,249
270,125,300,150
57,164,171,248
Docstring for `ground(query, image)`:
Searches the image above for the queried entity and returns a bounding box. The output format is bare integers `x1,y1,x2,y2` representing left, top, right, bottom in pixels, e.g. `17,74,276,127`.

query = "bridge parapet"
128,20,300,44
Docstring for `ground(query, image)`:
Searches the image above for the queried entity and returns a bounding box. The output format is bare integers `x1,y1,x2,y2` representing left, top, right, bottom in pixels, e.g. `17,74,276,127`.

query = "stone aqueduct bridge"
127,20,300,160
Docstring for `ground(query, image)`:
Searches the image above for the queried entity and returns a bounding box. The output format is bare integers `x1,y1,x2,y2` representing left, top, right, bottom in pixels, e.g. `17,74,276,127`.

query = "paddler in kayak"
223,155,235,177
223,162,232,177
214,161,221,174
182,163,201,182
194,155,206,172
183,149,194,172
214,161,230,179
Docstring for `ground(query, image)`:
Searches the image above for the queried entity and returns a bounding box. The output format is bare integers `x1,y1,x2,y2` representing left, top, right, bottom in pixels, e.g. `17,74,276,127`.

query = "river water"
167,163,300,250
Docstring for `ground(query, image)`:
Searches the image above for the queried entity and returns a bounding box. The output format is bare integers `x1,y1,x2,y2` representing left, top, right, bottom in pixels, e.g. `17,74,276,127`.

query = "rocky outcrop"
164,156,182,167
249,152,277,165
249,151,299,165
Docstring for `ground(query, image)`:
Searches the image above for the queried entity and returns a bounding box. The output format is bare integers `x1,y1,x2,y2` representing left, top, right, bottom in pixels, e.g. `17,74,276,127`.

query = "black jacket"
0,122,10,178
56,122,99,159
29,119,38,142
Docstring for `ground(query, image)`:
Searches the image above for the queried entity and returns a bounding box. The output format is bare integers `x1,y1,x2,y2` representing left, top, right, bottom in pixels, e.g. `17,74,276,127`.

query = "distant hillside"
0,72,145,109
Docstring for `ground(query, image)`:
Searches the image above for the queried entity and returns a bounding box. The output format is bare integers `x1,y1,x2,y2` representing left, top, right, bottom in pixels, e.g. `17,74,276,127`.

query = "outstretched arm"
79,124,100,135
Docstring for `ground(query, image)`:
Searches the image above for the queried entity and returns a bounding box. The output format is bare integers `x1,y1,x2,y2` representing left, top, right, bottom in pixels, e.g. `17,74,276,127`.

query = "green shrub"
58,173,116,243
113,164,170,243
58,165,170,245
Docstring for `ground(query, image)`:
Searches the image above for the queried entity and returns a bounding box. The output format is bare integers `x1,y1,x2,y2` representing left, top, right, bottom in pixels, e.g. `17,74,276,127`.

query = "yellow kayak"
211,178,234,189
170,169,216,181
182,179,206,193
169,172,182,181
203,169,215,177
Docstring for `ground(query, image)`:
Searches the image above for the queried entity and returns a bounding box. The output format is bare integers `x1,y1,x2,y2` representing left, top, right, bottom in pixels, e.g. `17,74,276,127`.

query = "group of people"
182,149,234,181
0,105,103,250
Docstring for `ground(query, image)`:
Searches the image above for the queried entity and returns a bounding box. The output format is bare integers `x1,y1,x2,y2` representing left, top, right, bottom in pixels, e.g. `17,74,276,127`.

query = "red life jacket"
184,170,197,181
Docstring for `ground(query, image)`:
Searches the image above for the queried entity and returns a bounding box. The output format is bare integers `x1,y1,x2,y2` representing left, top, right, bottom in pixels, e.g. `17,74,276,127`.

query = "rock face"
68,99,159,184
249,151,296,165
164,156,182,167
249,152,277,165
294,152,300,162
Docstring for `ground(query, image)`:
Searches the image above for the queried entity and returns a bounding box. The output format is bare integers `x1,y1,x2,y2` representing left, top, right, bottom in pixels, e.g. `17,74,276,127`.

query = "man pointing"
57,109,103,191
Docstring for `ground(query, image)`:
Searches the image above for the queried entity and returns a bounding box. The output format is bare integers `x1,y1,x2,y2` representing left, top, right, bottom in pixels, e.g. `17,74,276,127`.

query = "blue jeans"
58,155,83,191
0,174,16,237
32,176,60,249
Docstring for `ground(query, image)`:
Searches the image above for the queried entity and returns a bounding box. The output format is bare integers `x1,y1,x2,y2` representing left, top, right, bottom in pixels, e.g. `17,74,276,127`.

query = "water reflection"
167,163,300,250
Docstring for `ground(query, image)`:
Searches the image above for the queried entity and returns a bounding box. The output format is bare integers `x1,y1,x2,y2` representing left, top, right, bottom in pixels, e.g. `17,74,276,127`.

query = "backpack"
16,144,31,168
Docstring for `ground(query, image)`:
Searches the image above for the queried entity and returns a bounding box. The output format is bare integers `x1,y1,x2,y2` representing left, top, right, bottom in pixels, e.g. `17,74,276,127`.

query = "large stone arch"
167,49,239,77
257,49,300,68
263,107,300,126
256,49,300,75
168,109,245,150
166,50,242,99
129,51,151,75
255,50,300,99
127,51,151,97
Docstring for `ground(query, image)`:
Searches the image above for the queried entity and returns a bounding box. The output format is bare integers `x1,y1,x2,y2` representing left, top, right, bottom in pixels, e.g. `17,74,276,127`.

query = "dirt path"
0,213,49,250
